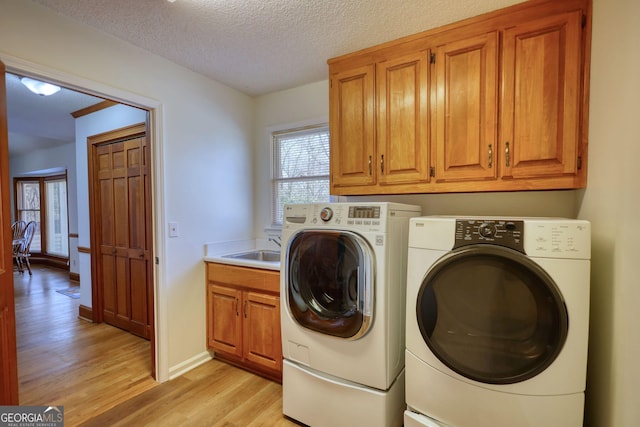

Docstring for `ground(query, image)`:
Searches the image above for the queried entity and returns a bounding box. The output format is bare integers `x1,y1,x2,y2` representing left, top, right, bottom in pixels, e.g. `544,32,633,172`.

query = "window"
15,174,69,259
272,124,330,225
45,179,69,256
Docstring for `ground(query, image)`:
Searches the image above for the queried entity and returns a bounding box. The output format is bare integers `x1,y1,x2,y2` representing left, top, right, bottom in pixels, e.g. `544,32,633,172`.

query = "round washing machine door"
285,230,374,340
416,244,568,385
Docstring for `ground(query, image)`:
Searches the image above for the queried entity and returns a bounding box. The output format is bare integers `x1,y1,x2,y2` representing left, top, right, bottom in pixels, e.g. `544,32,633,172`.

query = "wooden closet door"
95,135,150,339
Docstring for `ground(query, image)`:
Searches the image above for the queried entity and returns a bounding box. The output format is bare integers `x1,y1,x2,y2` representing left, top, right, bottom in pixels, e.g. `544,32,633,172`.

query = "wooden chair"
11,220,27,272
15,221,36,275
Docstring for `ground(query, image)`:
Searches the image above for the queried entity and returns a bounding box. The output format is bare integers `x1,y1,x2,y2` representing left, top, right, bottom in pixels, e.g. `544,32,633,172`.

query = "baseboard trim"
168,351,213,381
69,272,80,282
78,304,93,322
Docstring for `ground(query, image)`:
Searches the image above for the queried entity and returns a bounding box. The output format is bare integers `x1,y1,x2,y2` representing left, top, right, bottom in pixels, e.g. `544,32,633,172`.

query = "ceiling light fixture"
20,77,61,96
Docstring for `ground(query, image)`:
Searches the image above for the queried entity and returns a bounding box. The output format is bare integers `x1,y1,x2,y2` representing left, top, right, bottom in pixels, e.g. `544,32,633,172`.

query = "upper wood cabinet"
330,50,431,193
328,0,591,195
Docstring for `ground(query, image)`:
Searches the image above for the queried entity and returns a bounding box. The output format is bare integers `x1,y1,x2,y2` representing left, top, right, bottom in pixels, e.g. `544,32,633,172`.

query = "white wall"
1,0,255,381
253,80,330,235
579,0,640,425
74,104,147,308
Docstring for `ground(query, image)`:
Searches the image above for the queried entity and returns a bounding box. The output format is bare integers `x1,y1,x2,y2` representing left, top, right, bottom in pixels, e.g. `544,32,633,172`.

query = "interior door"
90,123,152,339
0,61,19,404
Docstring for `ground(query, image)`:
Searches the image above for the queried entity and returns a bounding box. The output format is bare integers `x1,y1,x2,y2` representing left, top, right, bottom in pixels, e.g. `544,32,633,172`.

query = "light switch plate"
168,221,179,237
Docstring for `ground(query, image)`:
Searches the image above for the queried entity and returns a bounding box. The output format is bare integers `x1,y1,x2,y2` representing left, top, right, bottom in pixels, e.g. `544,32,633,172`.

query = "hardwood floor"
15,265,299,427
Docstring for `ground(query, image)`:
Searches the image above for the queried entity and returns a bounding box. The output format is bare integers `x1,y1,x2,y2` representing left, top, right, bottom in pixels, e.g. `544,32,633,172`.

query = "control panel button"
320,207,333,222
478,223,496,238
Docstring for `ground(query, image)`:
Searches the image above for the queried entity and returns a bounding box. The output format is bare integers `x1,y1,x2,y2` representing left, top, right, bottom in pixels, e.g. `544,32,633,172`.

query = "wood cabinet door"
210,284,243,357
434,31,499,183
329,64,376,189
501,10,583,179
377,51,431,186
243,292,282,372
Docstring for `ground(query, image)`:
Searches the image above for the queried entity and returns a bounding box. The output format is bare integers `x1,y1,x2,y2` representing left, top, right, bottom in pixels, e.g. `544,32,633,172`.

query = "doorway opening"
4,66,162,399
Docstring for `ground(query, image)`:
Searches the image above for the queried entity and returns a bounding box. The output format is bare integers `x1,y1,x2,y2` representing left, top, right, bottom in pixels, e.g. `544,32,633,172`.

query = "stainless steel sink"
222,249,281,263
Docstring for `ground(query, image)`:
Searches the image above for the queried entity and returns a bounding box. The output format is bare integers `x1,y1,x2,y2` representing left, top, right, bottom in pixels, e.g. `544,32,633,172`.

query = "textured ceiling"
31,0,524,96
5,73,103,156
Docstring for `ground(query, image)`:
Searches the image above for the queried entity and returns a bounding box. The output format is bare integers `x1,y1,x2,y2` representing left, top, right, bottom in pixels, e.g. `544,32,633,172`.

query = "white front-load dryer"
405,217,590,427
280,202,421,427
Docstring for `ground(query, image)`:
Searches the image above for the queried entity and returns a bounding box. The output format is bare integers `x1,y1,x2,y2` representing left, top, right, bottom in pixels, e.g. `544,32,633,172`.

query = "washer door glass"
416,245,568,384
286,230,374,339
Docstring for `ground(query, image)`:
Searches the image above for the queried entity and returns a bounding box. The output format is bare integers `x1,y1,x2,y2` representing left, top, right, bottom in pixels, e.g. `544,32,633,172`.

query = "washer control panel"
454,219,525,252
283,203,386,230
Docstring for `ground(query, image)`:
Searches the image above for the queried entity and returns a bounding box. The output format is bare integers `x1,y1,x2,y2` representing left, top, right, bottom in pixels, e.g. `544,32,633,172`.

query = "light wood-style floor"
14,265,300,427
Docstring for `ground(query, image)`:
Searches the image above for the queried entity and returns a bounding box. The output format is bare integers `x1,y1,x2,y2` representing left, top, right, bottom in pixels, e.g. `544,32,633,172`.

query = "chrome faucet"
268,236,282,247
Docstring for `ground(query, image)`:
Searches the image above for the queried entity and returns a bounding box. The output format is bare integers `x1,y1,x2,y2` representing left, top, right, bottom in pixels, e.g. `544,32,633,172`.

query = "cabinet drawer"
207,263,280,293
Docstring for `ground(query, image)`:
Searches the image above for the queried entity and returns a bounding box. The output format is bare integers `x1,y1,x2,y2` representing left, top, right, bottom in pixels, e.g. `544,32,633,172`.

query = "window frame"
14,172,69,264
270,122,330,227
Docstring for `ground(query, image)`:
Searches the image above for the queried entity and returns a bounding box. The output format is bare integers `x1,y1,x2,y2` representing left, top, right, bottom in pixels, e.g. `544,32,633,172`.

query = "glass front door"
416,245,568,384
286,230,374,339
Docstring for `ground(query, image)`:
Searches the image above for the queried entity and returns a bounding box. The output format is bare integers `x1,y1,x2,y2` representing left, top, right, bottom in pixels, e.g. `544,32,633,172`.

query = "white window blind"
272,124,330,225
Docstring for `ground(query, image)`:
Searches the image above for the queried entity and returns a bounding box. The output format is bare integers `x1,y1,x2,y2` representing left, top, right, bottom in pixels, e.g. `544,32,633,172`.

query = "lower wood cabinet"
206,262,282,382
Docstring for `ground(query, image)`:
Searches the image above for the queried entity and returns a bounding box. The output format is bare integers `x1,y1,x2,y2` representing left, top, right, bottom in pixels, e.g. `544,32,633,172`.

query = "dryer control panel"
454,219,525,253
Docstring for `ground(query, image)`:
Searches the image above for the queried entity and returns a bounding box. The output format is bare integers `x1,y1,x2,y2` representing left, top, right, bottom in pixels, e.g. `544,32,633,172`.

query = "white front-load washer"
280,202,421,427
405,217,590,427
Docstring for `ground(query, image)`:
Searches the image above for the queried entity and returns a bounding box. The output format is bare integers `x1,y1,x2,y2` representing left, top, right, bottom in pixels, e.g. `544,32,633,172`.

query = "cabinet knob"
368,156,372,175
380,155,384,174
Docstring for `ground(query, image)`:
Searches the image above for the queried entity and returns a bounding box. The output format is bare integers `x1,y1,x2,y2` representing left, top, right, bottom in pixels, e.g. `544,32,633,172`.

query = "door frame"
2,54,168,381
0,59,19,404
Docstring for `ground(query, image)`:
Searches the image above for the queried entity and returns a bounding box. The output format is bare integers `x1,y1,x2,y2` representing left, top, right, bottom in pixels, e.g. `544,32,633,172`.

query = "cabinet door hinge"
430,166,435,177
430,53,436,64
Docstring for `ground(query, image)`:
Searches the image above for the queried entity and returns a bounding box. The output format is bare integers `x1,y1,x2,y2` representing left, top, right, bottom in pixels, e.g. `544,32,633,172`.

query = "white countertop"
203,239,282,271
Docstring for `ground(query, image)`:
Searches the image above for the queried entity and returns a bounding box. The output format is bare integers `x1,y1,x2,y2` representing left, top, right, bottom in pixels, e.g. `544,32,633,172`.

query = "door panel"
91,127,151,339
434,31,499,182
377,50,430,185
501,11,582,178
210,284,242,357
329,65,376,188
244,292,282,371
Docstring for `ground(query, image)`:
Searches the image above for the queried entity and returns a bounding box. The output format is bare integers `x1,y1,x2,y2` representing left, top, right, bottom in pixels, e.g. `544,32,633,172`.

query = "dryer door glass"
416,245,568,384
286,230,374,339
